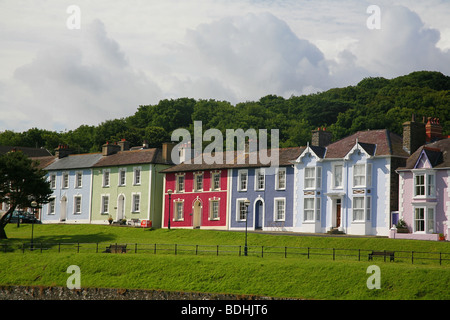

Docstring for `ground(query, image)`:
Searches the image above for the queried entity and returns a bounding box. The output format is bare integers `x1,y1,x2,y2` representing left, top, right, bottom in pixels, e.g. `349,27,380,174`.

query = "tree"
0,151,52,239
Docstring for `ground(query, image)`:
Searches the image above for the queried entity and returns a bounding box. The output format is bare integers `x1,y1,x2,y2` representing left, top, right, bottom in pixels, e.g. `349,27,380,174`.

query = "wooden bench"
368,250,394,262
103,244,127,253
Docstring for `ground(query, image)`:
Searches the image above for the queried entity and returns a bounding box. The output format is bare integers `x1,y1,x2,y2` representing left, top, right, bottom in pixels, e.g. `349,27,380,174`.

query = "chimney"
55,144,72,159
425,117,443,143
162,142,175,163
402,114,426,155
102,142,121,156
311,127,332,147
142,140,149,149
117,139,130,151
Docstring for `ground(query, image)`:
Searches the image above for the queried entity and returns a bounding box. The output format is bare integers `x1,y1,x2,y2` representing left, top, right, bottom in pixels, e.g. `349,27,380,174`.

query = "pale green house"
90,141,173,227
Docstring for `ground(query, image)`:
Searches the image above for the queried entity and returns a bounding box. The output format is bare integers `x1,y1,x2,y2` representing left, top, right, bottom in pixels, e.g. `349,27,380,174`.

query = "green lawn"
0,224,449,300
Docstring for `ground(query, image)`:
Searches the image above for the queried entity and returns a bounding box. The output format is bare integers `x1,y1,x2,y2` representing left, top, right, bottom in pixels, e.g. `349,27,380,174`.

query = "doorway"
254,199,263,230
60,196,67,222
335,199,341,228
193,200,201,228
117,195,125,222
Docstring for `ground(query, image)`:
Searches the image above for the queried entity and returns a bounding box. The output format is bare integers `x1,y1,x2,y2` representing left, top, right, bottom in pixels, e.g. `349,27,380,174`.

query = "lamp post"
167,189,173,230
244,199,250,256
30,201,37,250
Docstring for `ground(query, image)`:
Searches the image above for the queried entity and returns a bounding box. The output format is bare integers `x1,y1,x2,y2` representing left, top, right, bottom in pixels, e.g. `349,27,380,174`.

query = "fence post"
358,249,361,261
333,248,335,261
175,244,177,255
135,243,137,254
440,252,442,265
239,245,241,257
307,247,310,259
196,245,198,255
412,251,414,264
285,246,287,258
77,242,80,253
217,245,219,256
261,246,264,258
96,243,98,253
154,243,157,254
41,243,43,253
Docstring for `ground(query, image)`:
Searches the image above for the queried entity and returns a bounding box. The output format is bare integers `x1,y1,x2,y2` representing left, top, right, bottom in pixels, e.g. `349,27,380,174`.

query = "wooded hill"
1,71,449,154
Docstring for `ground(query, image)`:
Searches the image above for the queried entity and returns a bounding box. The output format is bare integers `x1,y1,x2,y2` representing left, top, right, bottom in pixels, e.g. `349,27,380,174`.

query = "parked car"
8,210,39,224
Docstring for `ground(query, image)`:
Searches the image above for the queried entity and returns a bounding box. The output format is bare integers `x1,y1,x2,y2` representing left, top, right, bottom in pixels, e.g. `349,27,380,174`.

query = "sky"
1,0,450,132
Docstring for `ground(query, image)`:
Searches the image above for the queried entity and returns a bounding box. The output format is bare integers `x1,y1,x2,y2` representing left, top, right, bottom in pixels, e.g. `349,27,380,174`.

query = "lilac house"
394,138,450,241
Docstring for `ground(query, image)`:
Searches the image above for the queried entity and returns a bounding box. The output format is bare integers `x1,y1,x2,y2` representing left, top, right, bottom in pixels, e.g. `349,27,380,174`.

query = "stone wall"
0,285,290,300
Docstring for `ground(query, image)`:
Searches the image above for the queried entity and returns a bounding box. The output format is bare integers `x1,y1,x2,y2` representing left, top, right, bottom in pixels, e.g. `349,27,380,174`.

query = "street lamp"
30,200,37,250
167,189,173,230
244,198,250,256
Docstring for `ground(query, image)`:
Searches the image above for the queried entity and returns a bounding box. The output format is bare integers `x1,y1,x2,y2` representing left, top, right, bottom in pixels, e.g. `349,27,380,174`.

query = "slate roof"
44,153,103,171
161,147,304,173
399,138,450,170
92,148,171,168
0,146,52,157
324,129,409,159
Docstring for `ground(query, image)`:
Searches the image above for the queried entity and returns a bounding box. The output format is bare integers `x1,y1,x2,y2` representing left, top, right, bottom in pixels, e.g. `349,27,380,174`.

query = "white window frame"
174,200,184,221
304,167,321,190
303,197,321,222
413,205,435,234
74,171,82,188
413,171,436,198
212,172,221,191
275,167,286,190
133,167,141,185
194,172,204,191
255,168,265,191
103,169,110,188
332,163,343,189
353,163,372,188
236,198,248,221
132,193,140,213
118,168,126,186
101,195,110,214
176,174,185,193
73,195,82,214
62,172,69,189
274,197,286,221
352,196,371,222
48,198,56,215
50,174,56,189
209,199,220,220
238,170,248,192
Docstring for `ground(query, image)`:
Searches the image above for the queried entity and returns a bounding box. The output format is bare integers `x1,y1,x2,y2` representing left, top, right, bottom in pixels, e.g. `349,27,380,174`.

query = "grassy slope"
1,224,449,300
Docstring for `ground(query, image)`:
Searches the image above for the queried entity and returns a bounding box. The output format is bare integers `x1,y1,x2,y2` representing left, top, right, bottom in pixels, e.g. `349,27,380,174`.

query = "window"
174,202,184,221
48,198,55,215
119,169,126,186
74,172,82,188
74,196,82,214
274,198,285,221
103,170,110,187
212,172,221,190
50,174,56,189
176,175,185,192
414,207,435,233
237,199,248,221
134,167,141,185
62,172,69,189
101,195,109,214
316,198,321,221
304,167,321,189
352,197,365,221
414,172,435,197
353,163,372,188
304,198,315,221
304,168,315,189
255,169,265,191
195,173,203,191
366,196,371,220
238,170,248,191
132,194,140,212
210,200,220,220
333,164,343,188
276,168,286,190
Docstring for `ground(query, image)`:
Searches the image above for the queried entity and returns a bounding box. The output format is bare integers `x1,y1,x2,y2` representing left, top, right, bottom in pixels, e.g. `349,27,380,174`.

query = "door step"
327,228,345,235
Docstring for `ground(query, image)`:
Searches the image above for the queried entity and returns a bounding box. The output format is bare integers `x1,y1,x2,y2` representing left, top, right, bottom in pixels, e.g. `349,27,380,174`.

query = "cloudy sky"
1,0,450,132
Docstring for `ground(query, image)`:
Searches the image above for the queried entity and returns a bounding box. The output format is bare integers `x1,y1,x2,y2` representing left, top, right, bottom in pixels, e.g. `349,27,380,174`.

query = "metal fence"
1,242,449,266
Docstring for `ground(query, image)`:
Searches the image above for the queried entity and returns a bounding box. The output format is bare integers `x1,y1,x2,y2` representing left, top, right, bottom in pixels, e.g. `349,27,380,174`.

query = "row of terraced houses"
5,116,449,241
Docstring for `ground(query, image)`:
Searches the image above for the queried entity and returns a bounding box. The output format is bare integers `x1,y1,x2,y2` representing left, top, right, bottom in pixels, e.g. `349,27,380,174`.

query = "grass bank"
1,224,449,299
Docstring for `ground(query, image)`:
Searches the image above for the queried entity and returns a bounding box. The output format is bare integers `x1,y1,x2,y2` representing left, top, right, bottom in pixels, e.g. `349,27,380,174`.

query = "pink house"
394,138,450,241
162,159,230,229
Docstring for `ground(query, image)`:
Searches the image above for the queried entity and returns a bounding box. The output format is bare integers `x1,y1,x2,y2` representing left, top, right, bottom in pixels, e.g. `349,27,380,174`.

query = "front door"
193,200,201,228
255,200,263,229
336,199,341,228
60,196,67,222
117,195,125,221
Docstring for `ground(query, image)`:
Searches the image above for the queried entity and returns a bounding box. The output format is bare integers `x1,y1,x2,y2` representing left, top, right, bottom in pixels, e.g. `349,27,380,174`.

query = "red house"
162,158,230,229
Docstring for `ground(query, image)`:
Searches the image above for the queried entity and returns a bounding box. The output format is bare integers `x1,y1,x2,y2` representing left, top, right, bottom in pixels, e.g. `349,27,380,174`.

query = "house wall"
162,170,228,229
90,164,151,224
41,169,93,223
229,166,294,231
398,169,449,238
